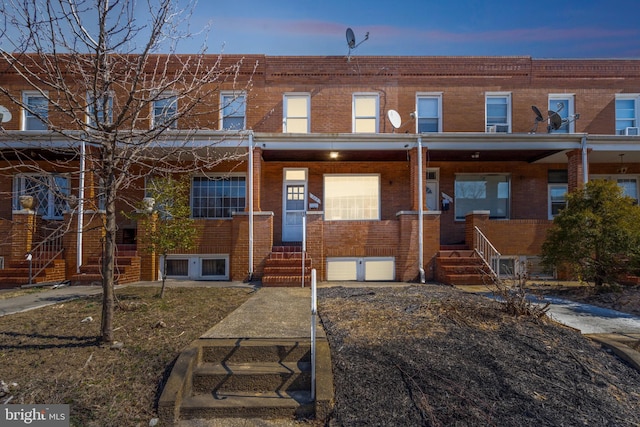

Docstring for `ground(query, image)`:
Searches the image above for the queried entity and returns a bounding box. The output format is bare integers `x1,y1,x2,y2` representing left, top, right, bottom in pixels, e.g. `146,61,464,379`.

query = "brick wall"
230,212,273,282
465,211,553,256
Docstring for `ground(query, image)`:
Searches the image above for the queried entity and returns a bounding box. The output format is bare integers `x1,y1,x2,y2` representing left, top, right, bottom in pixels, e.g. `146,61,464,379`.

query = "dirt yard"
318,284,640,427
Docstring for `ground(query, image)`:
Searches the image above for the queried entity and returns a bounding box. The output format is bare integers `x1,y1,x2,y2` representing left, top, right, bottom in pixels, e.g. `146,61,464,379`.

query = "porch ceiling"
261,148,564,163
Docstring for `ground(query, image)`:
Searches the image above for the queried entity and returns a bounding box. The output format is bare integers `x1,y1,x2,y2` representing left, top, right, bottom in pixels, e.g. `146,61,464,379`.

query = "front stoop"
0,258,66,289
158,338,333,426
435,249,490,286
262,246,312,287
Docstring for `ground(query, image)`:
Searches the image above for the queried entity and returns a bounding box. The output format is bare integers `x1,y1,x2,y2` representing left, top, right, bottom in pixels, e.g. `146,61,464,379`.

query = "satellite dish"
548,111,563,131
346,28,356,49
531,105,544,122
345,27,369,61
387,110,401,130
0,105,12,123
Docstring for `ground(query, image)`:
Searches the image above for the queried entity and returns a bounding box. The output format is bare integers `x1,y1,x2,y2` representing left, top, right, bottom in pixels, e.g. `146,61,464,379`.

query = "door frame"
282,168,308,242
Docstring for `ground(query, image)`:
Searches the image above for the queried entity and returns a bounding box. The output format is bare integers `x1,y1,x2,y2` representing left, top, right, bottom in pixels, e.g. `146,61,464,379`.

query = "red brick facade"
2,55,640,285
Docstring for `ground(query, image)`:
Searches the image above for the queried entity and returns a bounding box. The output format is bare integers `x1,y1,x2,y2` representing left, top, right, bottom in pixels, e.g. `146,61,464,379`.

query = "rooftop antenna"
346,27,369,61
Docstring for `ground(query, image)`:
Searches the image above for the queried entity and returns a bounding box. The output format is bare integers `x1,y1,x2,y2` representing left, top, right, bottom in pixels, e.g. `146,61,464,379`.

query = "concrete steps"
159,338,328,425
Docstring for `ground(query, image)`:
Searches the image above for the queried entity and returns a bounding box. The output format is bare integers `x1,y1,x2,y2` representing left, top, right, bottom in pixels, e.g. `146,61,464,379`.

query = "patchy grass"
0,286,253,427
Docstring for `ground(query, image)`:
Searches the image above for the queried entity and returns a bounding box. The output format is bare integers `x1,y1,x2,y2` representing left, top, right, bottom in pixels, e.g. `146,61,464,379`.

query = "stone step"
201,339,311,364
192,361,311,393
263,266,312,275
180,390,314,420
439,264,489,275
437,250,477,258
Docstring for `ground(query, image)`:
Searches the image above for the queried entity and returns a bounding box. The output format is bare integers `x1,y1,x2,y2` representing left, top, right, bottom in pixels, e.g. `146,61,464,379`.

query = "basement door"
282,169,307,242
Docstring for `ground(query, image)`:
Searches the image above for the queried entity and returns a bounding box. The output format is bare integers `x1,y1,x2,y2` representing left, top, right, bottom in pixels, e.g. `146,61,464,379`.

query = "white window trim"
352,93,379,133
22,91,48,131
13,173,70,220
162,254,230,280
615,94,640,135
548,183,568,220
591,174,639,204
191,173,247,219
283,93,310,133
454,173,511,221
220,91,247,131
485,92,511,133
548,93,576,133
86,91,114,125
416,92,443,133
151,92,178,129
324,173,381,221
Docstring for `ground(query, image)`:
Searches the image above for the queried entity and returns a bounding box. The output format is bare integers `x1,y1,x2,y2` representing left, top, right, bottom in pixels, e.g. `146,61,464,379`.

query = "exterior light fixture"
330,152,339,159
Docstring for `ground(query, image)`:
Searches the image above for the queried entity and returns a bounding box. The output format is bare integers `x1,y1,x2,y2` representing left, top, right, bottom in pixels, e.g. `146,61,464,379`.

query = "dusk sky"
183,0,640,58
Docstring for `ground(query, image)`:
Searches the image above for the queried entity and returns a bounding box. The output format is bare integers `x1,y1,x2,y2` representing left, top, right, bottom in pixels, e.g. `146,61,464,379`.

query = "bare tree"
0,0,254,343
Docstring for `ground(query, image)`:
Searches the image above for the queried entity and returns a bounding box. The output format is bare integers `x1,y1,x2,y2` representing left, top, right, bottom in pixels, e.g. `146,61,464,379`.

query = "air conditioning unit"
625,127,639,135
486,125,497,133
495,124,509,133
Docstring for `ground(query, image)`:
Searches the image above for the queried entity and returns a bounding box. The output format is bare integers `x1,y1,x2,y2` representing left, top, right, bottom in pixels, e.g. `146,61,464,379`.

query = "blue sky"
182,0,640,58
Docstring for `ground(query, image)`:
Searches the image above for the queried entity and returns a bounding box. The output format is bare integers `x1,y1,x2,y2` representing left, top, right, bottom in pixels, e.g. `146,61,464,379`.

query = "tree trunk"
100,167,117,344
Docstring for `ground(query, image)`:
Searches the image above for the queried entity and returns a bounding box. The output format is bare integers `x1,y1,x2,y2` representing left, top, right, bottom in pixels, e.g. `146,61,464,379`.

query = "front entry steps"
159,338,332,425
435,247,491,286
262,246,312,287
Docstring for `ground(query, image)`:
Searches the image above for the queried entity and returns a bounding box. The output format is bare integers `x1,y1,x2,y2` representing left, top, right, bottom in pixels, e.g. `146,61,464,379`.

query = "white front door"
282,169,307,242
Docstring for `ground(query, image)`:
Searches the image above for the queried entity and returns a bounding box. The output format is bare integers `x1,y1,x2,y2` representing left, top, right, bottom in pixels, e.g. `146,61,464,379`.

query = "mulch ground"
318,285,640,427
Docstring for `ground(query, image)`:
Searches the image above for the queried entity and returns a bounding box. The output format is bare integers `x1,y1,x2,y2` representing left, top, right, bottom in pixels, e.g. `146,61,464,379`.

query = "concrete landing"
201,288,324,339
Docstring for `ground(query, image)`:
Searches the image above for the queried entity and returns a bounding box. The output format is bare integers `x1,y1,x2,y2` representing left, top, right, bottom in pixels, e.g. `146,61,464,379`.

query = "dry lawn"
1,282,640,426
0,286,253,426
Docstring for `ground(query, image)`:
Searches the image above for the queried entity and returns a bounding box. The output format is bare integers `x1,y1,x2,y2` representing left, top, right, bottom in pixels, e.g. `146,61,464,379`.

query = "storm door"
282,169,307,242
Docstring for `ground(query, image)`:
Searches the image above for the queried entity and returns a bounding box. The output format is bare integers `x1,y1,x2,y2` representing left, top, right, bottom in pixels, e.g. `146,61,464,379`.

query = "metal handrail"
28,222,67,283
310,268,317,400
473,226,501,278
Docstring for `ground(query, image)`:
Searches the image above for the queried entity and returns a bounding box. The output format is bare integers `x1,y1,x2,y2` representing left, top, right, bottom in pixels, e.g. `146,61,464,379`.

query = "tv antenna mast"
346,27,369,61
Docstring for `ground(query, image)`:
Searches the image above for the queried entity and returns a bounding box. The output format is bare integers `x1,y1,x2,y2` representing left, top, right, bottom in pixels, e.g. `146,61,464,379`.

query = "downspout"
248,131,254,281
76,140,86,273
581,135,589,185
417,136,426,283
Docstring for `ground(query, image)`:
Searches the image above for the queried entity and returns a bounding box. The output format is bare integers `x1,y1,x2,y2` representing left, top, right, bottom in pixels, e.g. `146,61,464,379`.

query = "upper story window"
220,92,246,131
87,92,113,127
548,94,575,134
13,173,70,219
485,93,511,133
191,175,246,219
353,93,379,133
615,95,639,135
416,93,442,133
152,94,178,129
22,92,48,130
283,93,310,133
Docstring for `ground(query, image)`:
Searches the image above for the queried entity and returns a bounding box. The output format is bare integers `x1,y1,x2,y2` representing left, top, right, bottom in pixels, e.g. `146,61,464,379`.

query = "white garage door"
327,257,395,281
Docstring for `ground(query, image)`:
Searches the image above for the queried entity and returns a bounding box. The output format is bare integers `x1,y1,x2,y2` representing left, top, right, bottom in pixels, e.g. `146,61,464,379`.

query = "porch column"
566,148,589,192
11,210,38,262
252,146,263,211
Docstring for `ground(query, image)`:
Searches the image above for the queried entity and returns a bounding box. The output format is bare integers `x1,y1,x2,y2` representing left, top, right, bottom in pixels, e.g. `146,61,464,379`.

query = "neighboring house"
1,55,640,287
